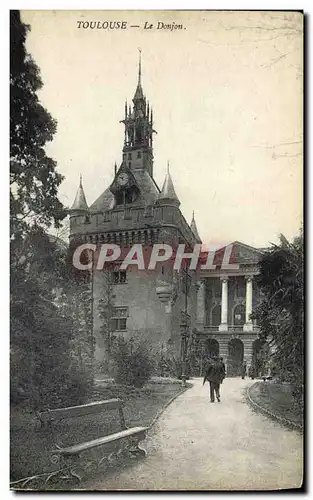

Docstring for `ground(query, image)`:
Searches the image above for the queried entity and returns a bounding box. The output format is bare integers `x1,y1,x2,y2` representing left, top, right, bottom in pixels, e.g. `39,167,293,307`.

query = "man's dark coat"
203,360,225,384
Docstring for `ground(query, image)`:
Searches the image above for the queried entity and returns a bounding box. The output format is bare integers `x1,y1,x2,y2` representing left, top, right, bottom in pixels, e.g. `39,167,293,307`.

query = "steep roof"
71,176,88,211
190,211,201,241
89,169,159,212
89,187,114,212
132,169,160,205
158,165,180,206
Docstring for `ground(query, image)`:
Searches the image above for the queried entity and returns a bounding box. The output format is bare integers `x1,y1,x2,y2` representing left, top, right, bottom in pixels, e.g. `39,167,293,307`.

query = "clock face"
117,172,129,186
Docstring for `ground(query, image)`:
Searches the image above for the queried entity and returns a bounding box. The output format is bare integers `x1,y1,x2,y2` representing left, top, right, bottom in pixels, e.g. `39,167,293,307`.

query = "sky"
21,10,303,248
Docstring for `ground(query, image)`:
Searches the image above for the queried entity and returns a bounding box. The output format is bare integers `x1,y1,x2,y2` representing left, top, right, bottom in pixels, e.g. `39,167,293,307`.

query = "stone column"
196,279,205,330
219,277,229,331
244,276,253,332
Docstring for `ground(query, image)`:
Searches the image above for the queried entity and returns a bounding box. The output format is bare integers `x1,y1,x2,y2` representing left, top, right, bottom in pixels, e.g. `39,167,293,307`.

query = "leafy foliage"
252,230,303,402
10,10,66,240
98,267,115,357
112,338,154,388
10,230,95,409
10,12,93,409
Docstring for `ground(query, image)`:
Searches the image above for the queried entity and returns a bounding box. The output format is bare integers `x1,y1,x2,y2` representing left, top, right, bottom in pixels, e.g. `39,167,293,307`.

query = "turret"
70,174,88,212
157,162,180,207
190,210,201,242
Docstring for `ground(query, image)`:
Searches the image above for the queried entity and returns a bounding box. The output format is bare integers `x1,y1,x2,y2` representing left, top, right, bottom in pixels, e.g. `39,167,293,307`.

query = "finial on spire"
138,47,142,85
133,49,144,102
167,161,170,173
190,210,201,241
79,173,82,186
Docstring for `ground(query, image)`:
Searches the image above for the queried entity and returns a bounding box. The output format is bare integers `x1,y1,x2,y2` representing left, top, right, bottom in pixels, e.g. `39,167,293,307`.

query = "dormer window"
115,187,138,206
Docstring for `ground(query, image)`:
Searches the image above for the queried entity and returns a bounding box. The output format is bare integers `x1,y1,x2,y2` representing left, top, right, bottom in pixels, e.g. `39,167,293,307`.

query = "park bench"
37,398,147,484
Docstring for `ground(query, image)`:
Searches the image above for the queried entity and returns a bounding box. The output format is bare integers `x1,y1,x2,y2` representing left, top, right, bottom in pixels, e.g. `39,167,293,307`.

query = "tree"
11,229,97,408
10,12,94,409
10,10,66,247
252,230,303,398
10,229,72,407
98,266,115,358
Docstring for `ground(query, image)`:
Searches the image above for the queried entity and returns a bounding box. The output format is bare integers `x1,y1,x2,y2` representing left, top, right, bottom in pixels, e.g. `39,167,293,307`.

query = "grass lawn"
248,381,303,429
10,379,185,483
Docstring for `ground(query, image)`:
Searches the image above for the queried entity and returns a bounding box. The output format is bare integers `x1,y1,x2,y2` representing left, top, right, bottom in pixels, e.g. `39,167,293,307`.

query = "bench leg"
48,454,88,486
130,445,146,458
128,442,147,458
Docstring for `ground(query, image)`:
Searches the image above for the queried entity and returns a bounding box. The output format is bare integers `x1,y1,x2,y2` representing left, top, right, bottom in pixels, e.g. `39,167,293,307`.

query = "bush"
157,355,191,380
60,360,94,407
112,338,154,388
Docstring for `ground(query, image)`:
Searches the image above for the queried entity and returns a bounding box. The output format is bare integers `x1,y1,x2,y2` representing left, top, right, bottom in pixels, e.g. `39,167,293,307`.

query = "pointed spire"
71,175,88,211
133,48,144,101
138,47,142,85
158,162,180,207
190,211,201,241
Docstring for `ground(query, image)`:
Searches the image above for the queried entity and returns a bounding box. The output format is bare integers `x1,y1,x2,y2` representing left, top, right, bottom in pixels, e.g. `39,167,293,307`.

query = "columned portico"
243,276,253,331
192,242,264,377
219,277,229,331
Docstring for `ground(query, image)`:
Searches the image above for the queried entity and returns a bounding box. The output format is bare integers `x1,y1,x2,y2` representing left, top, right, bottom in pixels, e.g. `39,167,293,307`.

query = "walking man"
203,355,226,403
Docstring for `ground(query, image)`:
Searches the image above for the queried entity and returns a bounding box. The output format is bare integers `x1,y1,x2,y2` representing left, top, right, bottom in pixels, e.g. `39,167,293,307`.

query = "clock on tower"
117,172,129,186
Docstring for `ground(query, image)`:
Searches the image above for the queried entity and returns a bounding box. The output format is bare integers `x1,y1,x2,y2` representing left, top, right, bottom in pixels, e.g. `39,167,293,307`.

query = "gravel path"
85,378,303,491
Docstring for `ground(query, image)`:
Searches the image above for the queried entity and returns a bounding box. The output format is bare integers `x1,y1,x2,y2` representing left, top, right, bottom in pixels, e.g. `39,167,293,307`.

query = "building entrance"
205,338,219,358
227,338,244,376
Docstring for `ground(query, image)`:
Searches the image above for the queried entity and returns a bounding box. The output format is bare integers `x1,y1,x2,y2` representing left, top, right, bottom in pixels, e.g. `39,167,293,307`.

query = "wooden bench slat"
39,399,123,423
54,426,147,456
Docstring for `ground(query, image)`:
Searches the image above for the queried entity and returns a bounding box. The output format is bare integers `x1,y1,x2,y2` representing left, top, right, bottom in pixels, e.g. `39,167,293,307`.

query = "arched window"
205,338,219,358
233,304,245,325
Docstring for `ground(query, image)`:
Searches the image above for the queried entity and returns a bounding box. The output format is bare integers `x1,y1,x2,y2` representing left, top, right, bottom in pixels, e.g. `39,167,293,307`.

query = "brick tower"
69,53,201,363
